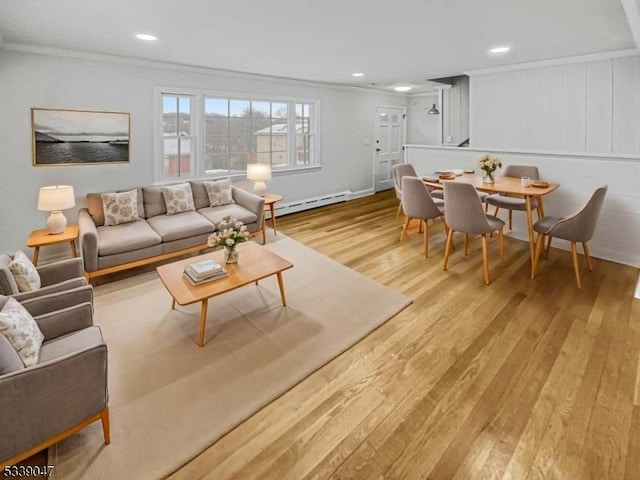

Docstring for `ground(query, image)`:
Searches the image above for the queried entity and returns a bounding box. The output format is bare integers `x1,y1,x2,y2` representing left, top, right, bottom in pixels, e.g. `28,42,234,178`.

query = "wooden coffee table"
156,241,293,347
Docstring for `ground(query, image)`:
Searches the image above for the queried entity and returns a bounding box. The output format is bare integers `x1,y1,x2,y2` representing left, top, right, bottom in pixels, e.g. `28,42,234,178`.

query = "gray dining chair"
399,176,446,258
442,181,505,285
484,165,541,229
531,185,608,288
392,163,418,220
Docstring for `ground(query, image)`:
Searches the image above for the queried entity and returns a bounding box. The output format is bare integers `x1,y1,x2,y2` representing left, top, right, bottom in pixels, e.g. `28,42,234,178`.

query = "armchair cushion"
0,297,44,367
8,250,41,292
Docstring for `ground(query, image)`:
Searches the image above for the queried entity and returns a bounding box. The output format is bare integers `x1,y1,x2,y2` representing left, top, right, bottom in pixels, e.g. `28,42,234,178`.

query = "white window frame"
154,86,320,182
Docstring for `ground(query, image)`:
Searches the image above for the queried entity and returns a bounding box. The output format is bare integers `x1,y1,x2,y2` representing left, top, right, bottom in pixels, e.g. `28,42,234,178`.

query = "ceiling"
0,0,638,93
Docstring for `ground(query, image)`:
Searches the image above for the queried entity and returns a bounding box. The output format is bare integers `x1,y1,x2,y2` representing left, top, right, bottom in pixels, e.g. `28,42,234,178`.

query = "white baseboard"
270,190,352,217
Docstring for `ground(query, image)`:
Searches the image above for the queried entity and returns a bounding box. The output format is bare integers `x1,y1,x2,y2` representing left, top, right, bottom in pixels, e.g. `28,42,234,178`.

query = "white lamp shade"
38,185,75,212
246,163,272,181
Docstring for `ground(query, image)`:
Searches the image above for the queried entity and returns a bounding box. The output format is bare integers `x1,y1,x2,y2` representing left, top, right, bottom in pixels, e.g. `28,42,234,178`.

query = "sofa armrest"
37,258,84,286
78,208,99,272
232,186,265,228
19,286,94,318
0,342,108,463
34,302,94,340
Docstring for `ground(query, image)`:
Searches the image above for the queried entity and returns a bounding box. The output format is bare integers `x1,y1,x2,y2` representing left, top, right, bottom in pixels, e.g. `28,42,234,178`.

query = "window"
159,89,318,180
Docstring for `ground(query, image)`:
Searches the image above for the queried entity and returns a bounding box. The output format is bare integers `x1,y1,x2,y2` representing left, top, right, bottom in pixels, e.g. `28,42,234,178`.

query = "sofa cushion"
102,189,140,226
8,250,41,293
39,326,103,364
198,204,258,228
205,178,235,207
97,220,162,256
0,329,24,374
88,187,145,226
0,297,44,367
146,211,215,242
161,183,196,215
189,181,210,210
143,186,167,218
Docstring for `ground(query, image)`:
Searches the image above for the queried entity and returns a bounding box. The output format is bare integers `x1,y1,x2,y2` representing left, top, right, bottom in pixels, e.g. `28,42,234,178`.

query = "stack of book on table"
183,259,228,286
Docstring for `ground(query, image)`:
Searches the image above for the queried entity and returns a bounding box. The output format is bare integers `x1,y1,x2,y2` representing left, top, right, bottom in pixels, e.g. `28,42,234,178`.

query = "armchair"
0,289,109,467
0,256,87,302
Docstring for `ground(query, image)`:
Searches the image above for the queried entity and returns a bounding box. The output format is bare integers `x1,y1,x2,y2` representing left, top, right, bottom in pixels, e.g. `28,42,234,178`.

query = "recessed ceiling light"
136,33,158,42
352,73,364,77
489,46,510,54
394,86,412,92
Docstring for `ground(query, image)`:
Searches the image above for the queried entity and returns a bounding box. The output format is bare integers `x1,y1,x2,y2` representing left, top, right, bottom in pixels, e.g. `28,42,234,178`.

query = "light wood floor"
170,190,640,480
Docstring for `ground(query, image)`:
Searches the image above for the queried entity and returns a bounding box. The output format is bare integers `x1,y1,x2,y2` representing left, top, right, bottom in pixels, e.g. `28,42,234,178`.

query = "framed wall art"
32,108,130,166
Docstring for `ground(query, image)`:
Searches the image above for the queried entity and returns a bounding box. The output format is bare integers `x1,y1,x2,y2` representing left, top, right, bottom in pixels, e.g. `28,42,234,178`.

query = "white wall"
405,145,640,268
0,49,407,257
407,93,440,145
469,53,640,154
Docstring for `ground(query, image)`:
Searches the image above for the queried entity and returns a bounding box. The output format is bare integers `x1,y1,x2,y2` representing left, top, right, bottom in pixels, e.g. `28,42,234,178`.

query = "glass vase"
223,246,238,264
482,170,495,184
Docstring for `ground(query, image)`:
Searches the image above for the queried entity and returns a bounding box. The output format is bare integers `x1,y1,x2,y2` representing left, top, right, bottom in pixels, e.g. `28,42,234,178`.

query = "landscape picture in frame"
32,108,130,166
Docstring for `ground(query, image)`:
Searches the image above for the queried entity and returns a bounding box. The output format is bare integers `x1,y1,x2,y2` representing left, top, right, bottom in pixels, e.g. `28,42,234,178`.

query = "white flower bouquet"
207,215,249,250
477,153,502,175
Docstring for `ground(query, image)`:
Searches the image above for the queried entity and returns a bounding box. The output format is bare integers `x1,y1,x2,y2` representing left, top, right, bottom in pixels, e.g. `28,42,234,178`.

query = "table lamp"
246,163,271,197
37,185,75,234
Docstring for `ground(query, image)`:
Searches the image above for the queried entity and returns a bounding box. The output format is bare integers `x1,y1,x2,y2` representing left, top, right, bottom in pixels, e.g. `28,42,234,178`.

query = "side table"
26,225,79,266
261,193,283,244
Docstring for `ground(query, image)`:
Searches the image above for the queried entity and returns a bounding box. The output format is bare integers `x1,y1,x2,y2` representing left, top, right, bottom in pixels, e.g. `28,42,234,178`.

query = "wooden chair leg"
443,229,454,270
531,233,546,279
418,219,423,234
423,220,429,258
498,227,505,265
464,233,469,255
102,407,111,444
396,202,402,220
545,236,552,258
583,242,593,271
508,210,513,230
493,207,499,217
571,241,581,288
400,217,411,243
481,234,490,285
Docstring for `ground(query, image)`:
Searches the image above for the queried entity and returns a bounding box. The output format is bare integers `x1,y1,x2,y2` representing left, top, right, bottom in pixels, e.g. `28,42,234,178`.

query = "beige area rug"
50,237,411,480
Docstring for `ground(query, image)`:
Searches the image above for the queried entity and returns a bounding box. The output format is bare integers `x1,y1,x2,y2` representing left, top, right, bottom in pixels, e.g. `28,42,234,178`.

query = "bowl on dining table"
438,172,456,180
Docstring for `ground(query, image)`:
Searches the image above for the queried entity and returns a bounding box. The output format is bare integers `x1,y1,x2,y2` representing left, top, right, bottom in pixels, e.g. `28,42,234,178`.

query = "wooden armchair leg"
571,242,582,288
102,407,111,444
582,242,593,271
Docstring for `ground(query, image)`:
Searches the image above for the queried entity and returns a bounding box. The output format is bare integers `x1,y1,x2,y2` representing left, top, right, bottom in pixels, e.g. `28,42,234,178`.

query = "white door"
374,106,406,192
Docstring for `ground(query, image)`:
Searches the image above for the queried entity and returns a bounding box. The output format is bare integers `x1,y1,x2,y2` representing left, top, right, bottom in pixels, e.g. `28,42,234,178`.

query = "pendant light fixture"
427,104,440,115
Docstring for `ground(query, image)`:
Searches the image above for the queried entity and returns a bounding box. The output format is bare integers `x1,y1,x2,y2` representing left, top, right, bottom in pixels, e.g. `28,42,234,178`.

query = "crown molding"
1,42,407,96
464,49,639,76
621,0,640,51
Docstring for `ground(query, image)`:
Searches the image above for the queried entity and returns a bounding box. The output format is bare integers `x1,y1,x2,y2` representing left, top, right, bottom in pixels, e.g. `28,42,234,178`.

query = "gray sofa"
78,181,265,279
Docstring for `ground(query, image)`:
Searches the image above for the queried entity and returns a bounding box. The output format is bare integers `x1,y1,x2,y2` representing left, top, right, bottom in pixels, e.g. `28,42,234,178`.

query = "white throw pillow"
102,189,140,226
161,183,196,215
204,178,235,207
8,250,41,292
0,297,44,367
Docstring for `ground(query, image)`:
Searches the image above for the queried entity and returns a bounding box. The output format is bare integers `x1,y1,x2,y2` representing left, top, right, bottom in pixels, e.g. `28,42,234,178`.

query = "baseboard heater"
269,191,352,218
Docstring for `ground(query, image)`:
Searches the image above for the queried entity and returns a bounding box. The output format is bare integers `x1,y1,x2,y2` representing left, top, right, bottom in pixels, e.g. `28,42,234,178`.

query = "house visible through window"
159,90,317,180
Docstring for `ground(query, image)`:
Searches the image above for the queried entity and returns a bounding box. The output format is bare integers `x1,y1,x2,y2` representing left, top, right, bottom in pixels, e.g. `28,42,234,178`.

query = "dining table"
423,173,559,272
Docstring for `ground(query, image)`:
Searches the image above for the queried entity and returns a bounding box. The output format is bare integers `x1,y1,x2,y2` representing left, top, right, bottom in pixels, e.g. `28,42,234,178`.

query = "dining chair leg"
481,234,491,285
464,233,469,255
508,210,513,230
545,236,552,258
498,227,505,265
571,241,582,288
423,220,429,258
493,207,499,217
582,242,593,271
531,233,546,279
443,229,454,270
396,202,402,220
418,219,423,234
400,217,411,243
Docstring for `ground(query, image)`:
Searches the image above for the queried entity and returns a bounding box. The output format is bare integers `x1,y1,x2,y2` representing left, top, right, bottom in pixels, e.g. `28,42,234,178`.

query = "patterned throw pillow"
102,189,140,226
161,183,196,215
8,250,41,292
204,178,235,207
0,297,44,367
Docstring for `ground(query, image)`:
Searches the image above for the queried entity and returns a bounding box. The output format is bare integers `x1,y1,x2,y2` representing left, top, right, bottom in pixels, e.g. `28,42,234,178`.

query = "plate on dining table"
531,180,550,188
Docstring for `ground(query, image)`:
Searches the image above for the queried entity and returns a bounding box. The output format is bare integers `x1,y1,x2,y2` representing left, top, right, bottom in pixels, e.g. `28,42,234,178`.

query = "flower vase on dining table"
482,170,495,184
224,246,238,264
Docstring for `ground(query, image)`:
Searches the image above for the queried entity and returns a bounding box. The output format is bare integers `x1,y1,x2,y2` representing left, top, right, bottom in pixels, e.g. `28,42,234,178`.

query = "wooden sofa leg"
102,407,111,445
